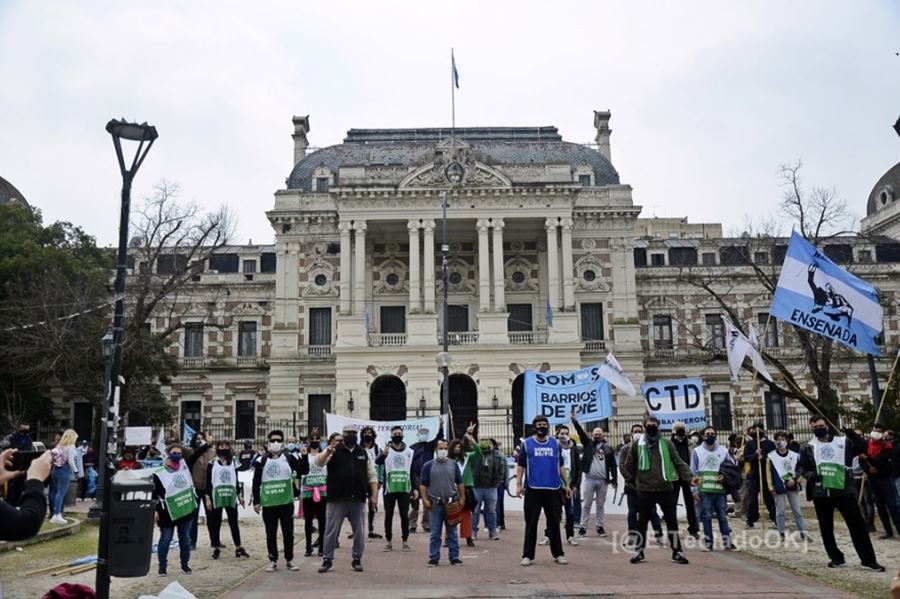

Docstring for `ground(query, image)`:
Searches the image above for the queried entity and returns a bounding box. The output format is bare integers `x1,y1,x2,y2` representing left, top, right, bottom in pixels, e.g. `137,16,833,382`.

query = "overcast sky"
2,1,899,247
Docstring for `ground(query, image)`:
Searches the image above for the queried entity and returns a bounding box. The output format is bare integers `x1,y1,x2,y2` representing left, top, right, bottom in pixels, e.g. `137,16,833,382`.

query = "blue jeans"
700,493,731,547
471,487,498,536
50,464,72,516
158,518,192,572
428,501,459,562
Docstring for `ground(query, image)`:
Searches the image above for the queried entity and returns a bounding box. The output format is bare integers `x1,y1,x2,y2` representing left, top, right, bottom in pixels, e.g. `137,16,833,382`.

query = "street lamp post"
89,330,114,519
95,118,157,599
438,160,464,439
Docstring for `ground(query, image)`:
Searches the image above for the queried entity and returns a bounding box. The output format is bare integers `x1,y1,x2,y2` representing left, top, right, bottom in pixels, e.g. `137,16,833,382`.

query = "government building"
50,112,900,445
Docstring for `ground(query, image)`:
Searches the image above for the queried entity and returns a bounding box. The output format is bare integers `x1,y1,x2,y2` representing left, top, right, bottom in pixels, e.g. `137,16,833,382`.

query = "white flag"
747,322,774,383
596,352,637,396
155,428,167,458
722,315,750,382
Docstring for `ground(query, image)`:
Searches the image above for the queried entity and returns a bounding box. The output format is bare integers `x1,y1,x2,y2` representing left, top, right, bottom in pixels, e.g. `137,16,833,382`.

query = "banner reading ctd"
639,378,706,431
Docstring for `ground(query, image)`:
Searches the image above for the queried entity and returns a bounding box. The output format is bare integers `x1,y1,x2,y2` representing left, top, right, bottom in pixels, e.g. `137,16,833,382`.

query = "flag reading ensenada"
770,231,883,355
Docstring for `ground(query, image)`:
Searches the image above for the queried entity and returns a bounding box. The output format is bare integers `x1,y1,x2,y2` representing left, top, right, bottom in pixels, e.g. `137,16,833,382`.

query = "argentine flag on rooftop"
770,231,883,355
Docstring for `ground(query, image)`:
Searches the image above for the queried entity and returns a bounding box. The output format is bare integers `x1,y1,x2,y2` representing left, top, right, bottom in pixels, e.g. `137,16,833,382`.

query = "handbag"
465,487,477,511
444,498,464,527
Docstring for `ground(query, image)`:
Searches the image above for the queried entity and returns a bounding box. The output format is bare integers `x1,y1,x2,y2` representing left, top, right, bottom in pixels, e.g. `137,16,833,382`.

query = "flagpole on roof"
450,48,457,143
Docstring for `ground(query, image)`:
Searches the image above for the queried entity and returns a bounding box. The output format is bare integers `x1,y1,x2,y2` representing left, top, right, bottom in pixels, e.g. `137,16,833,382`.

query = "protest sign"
640,378,706,431
523,364,613,425
324,413,440,447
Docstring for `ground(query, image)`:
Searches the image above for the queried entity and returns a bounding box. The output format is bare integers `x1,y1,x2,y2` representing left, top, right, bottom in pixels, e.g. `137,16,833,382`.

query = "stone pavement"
221,512,857,598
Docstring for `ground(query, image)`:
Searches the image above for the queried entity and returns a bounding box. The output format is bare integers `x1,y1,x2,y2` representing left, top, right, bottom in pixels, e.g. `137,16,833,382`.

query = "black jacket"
893,443,900,479
250,453,301,506
571,419,617,484
743,437,776,475
325,445,371,502
861,441,894,479
0,479,46,541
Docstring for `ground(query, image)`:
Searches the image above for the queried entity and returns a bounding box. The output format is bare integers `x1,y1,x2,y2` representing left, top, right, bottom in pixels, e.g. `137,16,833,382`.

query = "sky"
1,1,899,247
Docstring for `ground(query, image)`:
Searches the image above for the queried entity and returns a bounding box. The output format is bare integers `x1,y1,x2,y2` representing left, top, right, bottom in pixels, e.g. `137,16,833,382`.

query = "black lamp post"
95,118,157,599
88,330,114,520
348,390,355,415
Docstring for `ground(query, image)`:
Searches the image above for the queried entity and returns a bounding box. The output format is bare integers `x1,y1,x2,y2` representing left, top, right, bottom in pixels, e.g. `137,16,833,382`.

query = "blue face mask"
287,443,298,451
169,454,182,463
320,442,328,451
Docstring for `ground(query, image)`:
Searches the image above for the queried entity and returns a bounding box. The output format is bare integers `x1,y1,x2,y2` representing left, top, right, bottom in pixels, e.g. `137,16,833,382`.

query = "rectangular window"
157,254,188,275
633,248,647,267
701,252,717,266
719,246,748,266
309,307,332,346
710,392,732,431
238,322,257,356
857,249,872,264
181,401,202,434
578,174,591,187
316,178,329,193
447,305,469,332
705,314,725,349
235,400,255,440
650,253,666,266
507,304,533,332
757,313,779,347
668,247,697,266
184,323,204,358
73,403,94,444
242,259,256,274
824,244,852,264
260,252,277,273
764,392,788,431
653,315,673,349
753,251,768,265
380,306,406,334
209,253,239,273
308,394,331,433
580,303,604,340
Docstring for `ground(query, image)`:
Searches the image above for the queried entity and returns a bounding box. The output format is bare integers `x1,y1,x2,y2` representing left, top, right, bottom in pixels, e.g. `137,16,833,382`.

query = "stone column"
545,217,560,312
408,220,421,314
560,217,575,310
339,221,352,315
491,218,506,312
422,220,436,313
353,221,367,317
477,219,491,312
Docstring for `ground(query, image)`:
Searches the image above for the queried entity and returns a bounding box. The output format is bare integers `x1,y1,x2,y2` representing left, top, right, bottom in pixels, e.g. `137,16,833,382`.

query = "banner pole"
748,312,773,531
858,348,900,503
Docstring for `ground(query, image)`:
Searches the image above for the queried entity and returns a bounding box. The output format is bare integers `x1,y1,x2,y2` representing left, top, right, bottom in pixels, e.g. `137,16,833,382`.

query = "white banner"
324,413,441,448
124,426,152,446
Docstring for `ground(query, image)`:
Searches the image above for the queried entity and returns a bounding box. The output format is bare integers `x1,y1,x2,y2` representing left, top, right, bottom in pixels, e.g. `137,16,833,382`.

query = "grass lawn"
0,518,99,576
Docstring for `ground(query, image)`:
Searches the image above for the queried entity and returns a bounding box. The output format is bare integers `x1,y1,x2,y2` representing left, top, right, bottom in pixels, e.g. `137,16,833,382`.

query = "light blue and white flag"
451,49,460,89
523,364,613,425
546,298,554,328
771,231,883,355
182,420,196,447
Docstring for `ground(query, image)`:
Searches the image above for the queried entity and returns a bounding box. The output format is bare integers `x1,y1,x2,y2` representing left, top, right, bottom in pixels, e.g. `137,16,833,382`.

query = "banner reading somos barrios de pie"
639,378,706,431
523,364,613,425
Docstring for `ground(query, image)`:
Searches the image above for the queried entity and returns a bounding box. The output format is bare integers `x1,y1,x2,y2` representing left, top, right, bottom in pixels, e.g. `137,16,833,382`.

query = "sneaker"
779,532,785,541
266,561,278,572
539,536,549,546
466,537,475,547
724,542,737,551
490,532,500,541
629,551,645,564
688,530,699,540
861,562,886,572
596,527,607,537
655,535,666,546
212,548,220,560
427,559,439,567
878,532,893,540
577,527,587,538
235,548,249,559
555,555,568,565
520,557,533,567
368,532,383,539
158,568,167,577
318,560,333,573
566,536,579,546
50,515,66,525
701,544,712,552
286,561,299,571
671,551,689,565
827,559,846,568
317,549,324,557
450,558,463,565
351,559,364,572
304,549,313,557
384,542,393,552
181,566,192,574
402,542,411,552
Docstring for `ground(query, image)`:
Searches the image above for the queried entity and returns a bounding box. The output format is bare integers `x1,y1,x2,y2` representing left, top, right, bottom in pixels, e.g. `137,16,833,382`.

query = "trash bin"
107,477,156,577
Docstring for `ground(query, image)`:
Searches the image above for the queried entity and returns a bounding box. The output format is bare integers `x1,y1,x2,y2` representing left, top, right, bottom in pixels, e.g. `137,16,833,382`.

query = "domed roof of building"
866,161,900,216
0,175,31,212
286,126,620,191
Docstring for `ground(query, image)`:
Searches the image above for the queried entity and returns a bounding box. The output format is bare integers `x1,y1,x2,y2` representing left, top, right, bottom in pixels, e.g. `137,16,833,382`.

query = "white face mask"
268,441,283,453
417,433,428,442
435,449,449,461
870,431,883,441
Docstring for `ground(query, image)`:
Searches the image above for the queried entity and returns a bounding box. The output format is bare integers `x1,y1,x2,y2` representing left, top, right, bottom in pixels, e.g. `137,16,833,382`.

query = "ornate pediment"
399,143,511,189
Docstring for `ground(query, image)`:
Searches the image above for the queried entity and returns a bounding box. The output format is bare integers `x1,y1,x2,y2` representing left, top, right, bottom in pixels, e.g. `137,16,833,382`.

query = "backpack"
718,459,742,492
51,447,67,467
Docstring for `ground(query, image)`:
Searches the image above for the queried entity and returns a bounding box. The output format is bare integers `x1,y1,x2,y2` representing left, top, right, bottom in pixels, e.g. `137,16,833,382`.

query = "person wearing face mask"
237,442,255,472
742,424,776,529
570,410,616,538
409,420,444,533
619,424,664,548
204,441,249,560
185,431,216,550
252,430,301,573
859,423,900,539
670,422,700,540
621,415,693,565
375,425,415,551
117,448,141,471
764,431,809,542
464,428,505,542
300,431,328,556
358,426,384,540
517,415,570,566
796,415,884,571
152,442,197,576
449,436,477,547
690,425,736,551
420,439,465,566
315,424,379,574
541,424,581,546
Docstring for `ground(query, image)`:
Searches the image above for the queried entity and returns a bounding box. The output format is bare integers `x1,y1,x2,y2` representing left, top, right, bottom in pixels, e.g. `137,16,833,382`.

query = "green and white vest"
301,457,327,500
211,460,238,509
260,454,295,507
384,446,414,494
155,465,198,521
814,437,846,491
770,450,798,483
694,444,728,494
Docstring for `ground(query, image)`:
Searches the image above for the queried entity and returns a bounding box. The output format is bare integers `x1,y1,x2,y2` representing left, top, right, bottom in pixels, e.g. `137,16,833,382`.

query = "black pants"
746,472,775,525
303,497,327,553
636,490,682,555
672,480,699,534
207,505,241,547
190,489,207,546
522,488,563,559
262,503,294,562
869,476,900,535
813,494,877,565
383,492,411,542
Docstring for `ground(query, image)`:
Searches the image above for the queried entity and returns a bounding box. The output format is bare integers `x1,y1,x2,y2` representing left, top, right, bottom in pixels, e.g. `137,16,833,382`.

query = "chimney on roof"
593,110,612,162
292,115,310,166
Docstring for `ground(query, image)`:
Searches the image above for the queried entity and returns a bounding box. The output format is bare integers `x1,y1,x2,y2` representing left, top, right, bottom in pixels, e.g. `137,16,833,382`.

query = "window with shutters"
380,306,406,334
653,315,673,349
507,304,533,332
309,308,332,346
238,322,257,356
580,303,604,340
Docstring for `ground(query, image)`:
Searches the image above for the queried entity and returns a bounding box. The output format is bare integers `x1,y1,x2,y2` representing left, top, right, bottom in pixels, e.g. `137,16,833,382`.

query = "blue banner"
640,378,706,431
523,364,613,425
182,421,196,447
771,231,883,355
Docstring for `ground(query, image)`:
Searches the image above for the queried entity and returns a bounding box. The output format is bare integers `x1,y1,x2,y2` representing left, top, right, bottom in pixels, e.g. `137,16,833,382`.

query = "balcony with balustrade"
508,330,549,345
367,333,407,347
